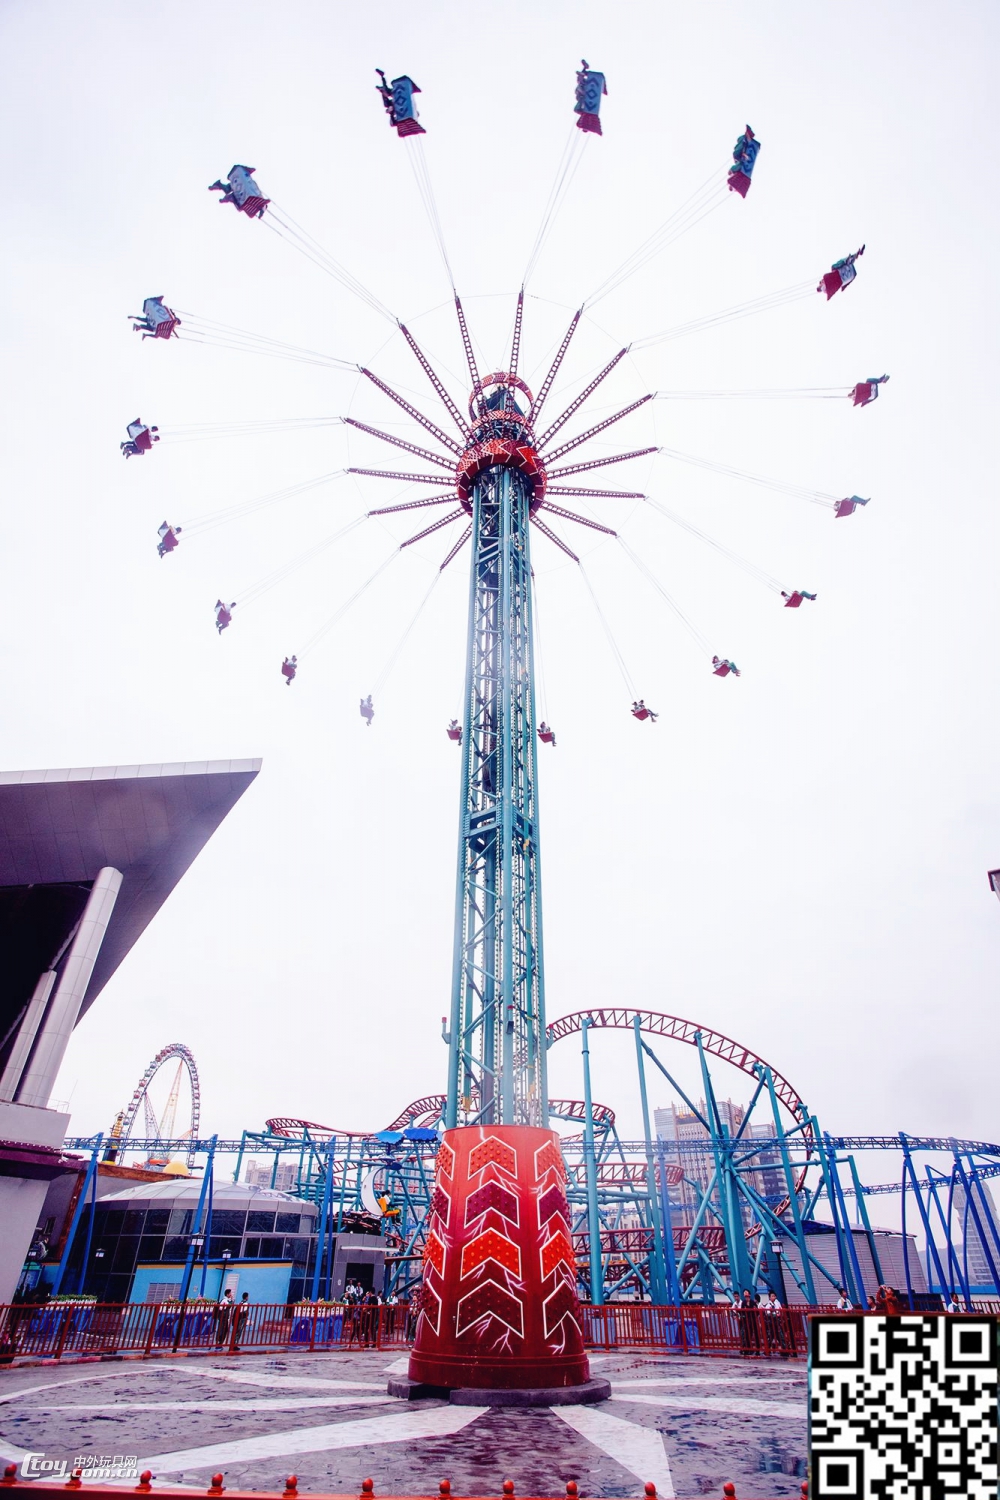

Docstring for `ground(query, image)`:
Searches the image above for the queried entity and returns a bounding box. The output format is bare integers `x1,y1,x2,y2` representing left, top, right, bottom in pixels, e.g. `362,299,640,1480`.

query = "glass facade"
61,1198,314,1303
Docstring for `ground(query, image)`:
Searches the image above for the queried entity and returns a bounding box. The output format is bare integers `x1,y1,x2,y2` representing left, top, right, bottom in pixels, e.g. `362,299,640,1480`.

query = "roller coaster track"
545,1008,808,1124
382,1094,617,1132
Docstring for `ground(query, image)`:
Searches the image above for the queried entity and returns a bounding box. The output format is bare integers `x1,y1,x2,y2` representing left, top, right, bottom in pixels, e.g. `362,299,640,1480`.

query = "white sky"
2,2,998,1213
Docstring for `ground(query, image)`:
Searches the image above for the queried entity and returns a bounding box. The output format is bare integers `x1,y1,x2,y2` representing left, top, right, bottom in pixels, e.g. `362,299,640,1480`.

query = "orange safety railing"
1,1297,867,1364
0,1466,809,1499
580,1301,816,1357
0,1300,414,1362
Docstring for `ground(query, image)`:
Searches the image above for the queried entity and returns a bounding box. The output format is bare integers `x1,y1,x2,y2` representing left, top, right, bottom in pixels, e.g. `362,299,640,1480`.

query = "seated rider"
712,656,740,677
215,600,235,634
631,699,659,722
157,522,181,558
360,695,374,726
538,721,557,746
780,589,817,608
851,374,889,407
447,719,462,742
281,655,298,685
121,421,159,457
375,68,396,121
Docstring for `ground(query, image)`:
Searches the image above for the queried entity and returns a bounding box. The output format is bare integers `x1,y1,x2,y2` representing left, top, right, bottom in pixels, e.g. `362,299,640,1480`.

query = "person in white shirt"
763,1289,789,1355
835,1288,853,1312
946,1292,963,1313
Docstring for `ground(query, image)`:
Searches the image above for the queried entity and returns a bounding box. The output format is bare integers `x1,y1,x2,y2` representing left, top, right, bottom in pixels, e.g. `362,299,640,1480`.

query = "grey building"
0,760,260,1304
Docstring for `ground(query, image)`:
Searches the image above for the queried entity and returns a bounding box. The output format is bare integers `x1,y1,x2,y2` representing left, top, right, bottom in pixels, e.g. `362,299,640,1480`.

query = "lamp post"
771,1236,787,1303
182,1232,204,1301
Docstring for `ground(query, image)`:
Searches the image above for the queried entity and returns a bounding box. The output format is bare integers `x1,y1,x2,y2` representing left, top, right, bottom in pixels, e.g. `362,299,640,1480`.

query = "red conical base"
408,1125,591,1390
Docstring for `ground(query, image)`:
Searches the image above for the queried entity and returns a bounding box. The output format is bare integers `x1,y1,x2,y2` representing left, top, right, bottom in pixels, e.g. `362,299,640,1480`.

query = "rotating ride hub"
405,374,603,1404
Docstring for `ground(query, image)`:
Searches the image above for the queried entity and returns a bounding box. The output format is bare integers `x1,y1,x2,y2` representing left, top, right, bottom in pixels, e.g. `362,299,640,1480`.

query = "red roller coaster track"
545,1008,808,1125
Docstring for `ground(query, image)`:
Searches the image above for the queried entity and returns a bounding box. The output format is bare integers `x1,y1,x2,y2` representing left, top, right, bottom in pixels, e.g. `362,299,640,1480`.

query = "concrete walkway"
0,1349,807,1498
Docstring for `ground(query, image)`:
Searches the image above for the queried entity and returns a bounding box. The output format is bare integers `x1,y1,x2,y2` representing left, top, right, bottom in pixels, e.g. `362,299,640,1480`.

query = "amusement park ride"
78,63,1000,1392
103,1044,200,1171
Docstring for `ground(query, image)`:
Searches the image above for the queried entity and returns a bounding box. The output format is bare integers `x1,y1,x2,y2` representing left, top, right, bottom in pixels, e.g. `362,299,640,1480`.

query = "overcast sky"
2,2,998,1220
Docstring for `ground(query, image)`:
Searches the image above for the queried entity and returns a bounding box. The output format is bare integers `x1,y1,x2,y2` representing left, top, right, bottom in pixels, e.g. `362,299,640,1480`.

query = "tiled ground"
0,1350,807,1498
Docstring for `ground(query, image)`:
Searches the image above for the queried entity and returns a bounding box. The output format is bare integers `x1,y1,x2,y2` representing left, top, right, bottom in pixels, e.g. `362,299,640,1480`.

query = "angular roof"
0,760,260,1046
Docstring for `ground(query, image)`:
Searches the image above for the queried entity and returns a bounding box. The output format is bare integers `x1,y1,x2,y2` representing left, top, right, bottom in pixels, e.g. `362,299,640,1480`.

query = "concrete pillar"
16,868,122,1110
0,970,57,1103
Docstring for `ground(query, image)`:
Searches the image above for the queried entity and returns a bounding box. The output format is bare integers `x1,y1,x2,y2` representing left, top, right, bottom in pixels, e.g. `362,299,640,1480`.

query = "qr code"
809,1315,998,1498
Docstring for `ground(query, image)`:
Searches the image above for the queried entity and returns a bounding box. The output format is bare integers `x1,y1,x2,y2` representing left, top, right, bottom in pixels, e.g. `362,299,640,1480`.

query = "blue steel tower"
445,401,548,1130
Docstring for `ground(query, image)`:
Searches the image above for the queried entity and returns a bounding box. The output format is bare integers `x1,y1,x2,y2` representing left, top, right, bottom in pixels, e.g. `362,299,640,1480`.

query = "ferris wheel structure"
107,1043,201,1171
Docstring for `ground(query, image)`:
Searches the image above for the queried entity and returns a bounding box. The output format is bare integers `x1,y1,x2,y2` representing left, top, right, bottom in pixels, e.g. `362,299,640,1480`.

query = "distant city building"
653,1099,787,1236
749,1121,785,1203
943,1181,1000,1290
654,1099,747,1217
244,1158,297,1193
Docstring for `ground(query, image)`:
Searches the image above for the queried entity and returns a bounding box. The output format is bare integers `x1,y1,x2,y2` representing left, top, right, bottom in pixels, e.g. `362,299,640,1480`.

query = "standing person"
345,1283,362,1345
233,1293,250,1349
763,1289,789,1356
361,1288,380,1347
946,1291,963,1312
835,1288,854,1312
406,1284,422,1341
215,1289,234,1347
738,1289,758,1356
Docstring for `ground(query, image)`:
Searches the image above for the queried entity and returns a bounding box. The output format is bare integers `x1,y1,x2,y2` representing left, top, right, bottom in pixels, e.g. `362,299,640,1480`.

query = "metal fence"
0,1300,415,1362
580,1302,817,1357
7,1298,975,1365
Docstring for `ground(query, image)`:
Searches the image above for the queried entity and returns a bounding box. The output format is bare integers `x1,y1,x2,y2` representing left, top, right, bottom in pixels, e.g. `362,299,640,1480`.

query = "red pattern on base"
408,1125,591,1390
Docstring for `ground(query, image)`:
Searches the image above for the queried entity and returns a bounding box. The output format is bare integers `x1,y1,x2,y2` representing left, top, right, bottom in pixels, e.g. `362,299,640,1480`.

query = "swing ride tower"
120,73,885,1390
402,321,605,1398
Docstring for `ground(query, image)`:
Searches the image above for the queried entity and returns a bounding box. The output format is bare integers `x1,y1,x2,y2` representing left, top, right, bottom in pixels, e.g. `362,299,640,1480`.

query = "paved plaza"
0,1350,806,1498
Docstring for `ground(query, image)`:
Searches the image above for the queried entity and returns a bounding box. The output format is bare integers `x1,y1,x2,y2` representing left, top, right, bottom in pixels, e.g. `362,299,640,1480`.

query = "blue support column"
823,1133,866,1306
51,1135,103,1297
311,1145,335,1301
952,1154,1000,1295
581,1018,603,1305
632,1014,669,1304
337,1137,352,1232
761,1068,817,1305
924,1170,963,1299
846,1151,885,1288
811,1116,861,1306
179,1136,216,1305
655,1139,682,1304
899,1134,949,1301
696,1034,750,1294
198,1158,216,1298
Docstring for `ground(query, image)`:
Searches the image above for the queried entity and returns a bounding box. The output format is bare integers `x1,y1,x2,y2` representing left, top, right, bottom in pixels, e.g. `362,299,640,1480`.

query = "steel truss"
66,1106,1000,1306
446,464,546,1128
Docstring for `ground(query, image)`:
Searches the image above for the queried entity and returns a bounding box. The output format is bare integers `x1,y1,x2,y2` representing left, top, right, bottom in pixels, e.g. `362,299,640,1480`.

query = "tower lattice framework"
446,457,547,1129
